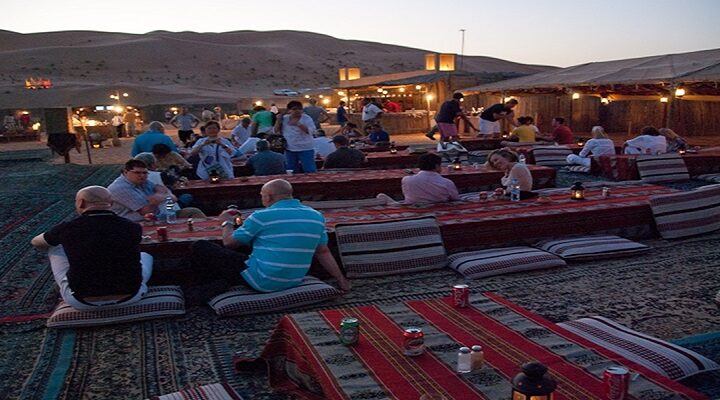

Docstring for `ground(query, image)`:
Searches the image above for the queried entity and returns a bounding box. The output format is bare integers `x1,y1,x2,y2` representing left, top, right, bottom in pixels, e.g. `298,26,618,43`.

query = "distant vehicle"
273,89,299,96
25,77,52,90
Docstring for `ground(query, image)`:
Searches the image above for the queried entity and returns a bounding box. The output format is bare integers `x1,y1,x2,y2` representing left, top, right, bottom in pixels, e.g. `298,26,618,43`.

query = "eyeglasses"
128,170,149,175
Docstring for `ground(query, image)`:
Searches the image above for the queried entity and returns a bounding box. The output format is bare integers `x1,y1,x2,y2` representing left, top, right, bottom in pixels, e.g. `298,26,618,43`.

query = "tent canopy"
460,48,720,95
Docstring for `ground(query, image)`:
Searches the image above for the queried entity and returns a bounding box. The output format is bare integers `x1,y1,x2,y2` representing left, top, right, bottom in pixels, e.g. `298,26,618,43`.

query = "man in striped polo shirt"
190,179,351,295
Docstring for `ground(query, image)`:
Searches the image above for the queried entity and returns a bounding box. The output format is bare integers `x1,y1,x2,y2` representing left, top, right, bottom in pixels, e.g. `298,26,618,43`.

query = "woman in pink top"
487,148,533,193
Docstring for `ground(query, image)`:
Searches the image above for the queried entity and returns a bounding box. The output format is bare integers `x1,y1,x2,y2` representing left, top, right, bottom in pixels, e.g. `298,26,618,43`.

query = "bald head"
76,186,113,214
260,179,293,206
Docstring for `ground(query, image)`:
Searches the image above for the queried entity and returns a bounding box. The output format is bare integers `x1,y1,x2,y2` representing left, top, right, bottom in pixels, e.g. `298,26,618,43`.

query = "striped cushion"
47,286,185,328
149,382,243,400
695,173,720,184
649,185,720,239
534,235,650,261
566,165,591,173
557,316,720,380
448,246,565,279
532,146,573,166
335,217,448,278
209,276,340,316
636,153,690,184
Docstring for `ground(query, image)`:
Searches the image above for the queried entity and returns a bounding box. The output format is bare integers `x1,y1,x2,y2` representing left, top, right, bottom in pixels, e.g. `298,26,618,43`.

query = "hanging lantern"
570,181,585,200
452,158,462,171
511,362,557,400
674,88,686,98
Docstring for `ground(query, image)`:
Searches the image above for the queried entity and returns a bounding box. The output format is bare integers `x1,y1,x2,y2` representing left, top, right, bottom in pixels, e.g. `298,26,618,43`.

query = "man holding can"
30,186,154,310
189,179,351,298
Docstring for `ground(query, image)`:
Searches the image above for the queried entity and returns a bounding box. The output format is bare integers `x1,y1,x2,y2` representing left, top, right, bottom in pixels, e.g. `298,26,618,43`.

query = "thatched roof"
460,48,720,95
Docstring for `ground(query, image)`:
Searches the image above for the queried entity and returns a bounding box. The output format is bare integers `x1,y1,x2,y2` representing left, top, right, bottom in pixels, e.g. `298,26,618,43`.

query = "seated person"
336,122,363,138
133,152,165,187
538,117,574,145
313,130,336,159
401,153,460,204
487,148,534,195
108,159,205,222
30,186,153,311
323,135,367,169
247,139,287,176
152,143,192,172
659,128,688,153
234,134,264,159
188,179,351,299
230,117,252,146
366,123,390,144
567,125,616,167
624,126,667,155
507,116,539,143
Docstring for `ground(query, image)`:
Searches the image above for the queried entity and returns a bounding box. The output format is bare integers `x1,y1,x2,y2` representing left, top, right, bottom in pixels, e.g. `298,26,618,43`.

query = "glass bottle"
457,347,472,373
164,196,177,224
510,178,521,202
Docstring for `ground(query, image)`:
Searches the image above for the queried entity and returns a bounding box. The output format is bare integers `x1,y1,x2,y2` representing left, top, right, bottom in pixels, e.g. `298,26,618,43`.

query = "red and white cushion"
558,316,719,380
448,246,565,279
649,184,720,239
47,286,185,328
532,146,573,166
335,217,448,278
148,382,243,400
208,276,340,316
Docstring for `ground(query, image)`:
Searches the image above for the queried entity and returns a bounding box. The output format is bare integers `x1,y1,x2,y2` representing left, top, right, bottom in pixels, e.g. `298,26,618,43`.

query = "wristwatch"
221,220,235,228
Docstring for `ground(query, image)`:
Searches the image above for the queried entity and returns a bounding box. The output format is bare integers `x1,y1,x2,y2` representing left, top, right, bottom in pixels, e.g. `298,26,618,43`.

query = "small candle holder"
452,158,462,171
570,181,585,200
679,149,687,155
576,138,585,146
209,172,221,184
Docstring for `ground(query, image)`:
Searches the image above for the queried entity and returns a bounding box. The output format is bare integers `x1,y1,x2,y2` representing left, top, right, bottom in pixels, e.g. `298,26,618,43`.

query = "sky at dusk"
3,0,720,67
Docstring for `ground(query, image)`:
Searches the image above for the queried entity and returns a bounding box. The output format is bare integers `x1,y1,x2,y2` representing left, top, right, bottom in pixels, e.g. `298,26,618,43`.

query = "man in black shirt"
479,98,518,136
323,135,367,169
432,92,479,147
31,186,153,310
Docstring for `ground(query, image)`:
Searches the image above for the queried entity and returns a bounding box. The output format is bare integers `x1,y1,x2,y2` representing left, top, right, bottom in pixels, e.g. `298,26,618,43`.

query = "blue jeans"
285,149,317,173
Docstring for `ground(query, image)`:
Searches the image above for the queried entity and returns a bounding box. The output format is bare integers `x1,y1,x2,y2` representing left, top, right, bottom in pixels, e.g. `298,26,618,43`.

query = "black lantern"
389,141,398,154
209,171,221,184
511,362,557,400
570,181,585,200
452,158,462,171
576,138,585,147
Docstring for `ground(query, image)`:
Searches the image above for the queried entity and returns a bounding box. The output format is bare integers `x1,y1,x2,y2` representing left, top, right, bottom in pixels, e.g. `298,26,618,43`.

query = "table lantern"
502,132,509,139
452,158,462,171
389,142,398,154
576,138,585,147
570,181,585,200
511,362,557,400
678,148,687,155
209,171,221,184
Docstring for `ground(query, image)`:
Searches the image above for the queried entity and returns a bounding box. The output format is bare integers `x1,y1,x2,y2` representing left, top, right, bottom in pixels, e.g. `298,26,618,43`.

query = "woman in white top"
487,148,533,192
275,100,318,173
566,125,616,167
623,126,667,155
190,121,235,180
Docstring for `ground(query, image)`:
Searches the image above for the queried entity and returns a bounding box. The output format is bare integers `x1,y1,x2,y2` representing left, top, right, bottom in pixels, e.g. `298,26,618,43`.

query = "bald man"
31,186,153,310
190,179,350,297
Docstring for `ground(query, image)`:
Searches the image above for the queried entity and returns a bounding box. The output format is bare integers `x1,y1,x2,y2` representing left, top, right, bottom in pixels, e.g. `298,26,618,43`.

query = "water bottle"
510,178,521,202
165,196,177,224
518,154,526,164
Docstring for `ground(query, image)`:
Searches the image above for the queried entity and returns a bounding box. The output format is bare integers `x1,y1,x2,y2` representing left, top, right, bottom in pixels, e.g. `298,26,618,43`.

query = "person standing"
31,186,153,311
401,153,459,204
336,100,348,127
478,98,518,136
303,98,329,131
169,106,201,145
189,121,235,180
123,110,138,137
131,121,178,156
275,101,317,173
250,106,275,136
361,97,383,132
433,92,478,146
111,113,126,138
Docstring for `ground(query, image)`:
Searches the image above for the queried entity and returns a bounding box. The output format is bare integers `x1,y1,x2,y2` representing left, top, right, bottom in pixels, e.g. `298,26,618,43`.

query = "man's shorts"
437,122,458,139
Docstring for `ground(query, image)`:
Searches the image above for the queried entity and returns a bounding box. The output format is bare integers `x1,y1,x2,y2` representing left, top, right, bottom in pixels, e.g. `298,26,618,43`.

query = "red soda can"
403,327,425,356
478,192,488,202
156,226,168,241
143,213,156,224
453,284,470,308
604,366,630,400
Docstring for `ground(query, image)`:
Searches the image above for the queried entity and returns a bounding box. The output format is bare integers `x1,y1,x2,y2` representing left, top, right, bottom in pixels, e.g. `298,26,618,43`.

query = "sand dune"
0,30,555,108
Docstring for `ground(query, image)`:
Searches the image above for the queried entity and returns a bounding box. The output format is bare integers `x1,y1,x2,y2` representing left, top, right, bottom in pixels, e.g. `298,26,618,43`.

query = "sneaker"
425,132,436,141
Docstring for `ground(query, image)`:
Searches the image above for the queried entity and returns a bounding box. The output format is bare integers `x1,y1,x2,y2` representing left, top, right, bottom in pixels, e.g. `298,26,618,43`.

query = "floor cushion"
534,235,650,261
208,276,340,316
149,382,243,400
566,165,591,173
448,246,566,279
695,173,720,184
636,153,690,184
649,185,720,239
532,146,573,166
334,216,448,278
557,316,720,380
47,286,185,328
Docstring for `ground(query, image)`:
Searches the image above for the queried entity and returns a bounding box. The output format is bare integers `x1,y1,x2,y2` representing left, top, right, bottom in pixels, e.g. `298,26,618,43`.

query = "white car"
273,89,299,96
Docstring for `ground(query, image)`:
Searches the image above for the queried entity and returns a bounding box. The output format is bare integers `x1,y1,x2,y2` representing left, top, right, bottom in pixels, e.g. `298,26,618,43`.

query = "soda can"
156,226,168,241
453,284,470,308
339,317,359,346
602,186,610,198
478,192,488,202
403,327,425,356
143,213,156,224
604,366,630,400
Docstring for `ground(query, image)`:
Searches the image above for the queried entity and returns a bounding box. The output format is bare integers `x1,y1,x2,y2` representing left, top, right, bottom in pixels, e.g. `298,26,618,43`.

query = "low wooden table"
177,165,556,212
